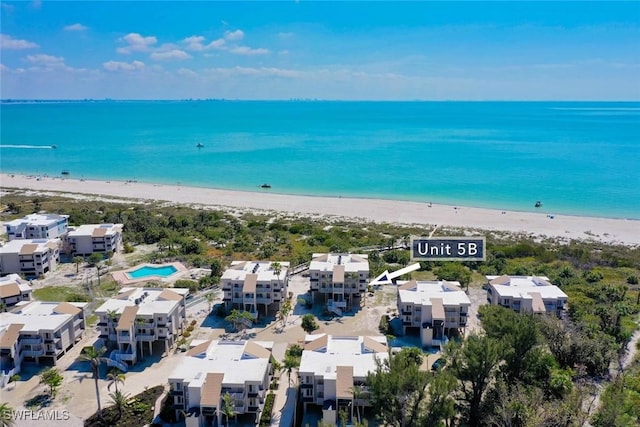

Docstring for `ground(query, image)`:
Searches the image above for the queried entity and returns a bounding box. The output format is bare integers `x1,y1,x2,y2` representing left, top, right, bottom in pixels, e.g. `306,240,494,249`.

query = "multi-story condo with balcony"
308,253,369,315
0,274,33,310
0,238,60,277
0,300,87,388
65,223,123,257
94,287,188,367
221,261,289,319
298,334,389,426
397,280,471,348
4,213,69,241
485,275,568,316
168,340,273,427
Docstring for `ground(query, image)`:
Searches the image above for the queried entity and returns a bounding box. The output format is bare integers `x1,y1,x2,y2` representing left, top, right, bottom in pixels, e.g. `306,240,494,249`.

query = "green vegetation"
259,392,276,427
33,286,90,302
84,385,163,427
2,193,639,425
39,367,63,397
301,313,319,334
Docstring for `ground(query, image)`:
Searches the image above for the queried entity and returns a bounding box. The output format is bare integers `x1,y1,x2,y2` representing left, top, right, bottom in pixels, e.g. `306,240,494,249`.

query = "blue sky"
1,1,639,100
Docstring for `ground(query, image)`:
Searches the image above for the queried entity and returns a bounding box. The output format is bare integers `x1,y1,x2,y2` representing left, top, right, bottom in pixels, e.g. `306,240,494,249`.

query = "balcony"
74,318,84,328
138,333,156,342
248,389,265,398
117,333,134,343
22,349,44,357
20,338,42,346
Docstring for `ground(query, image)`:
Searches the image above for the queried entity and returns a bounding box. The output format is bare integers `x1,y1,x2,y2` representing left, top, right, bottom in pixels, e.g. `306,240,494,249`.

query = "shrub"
190,320,197,326
628,275,639,285
174,280,199,293
379,314,391,335
123,243,135,254
186,325,194,332
259,392,276,426
182,331,191,338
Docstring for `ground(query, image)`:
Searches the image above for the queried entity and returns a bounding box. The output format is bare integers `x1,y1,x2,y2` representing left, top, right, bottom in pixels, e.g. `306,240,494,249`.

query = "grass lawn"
33,286,89,302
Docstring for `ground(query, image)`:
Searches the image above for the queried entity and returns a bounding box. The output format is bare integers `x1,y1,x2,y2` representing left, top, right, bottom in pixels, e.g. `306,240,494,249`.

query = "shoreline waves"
1,173,638,246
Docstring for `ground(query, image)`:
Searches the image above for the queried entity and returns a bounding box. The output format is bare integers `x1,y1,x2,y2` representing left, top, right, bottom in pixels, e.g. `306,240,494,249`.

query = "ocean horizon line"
2,99,639,104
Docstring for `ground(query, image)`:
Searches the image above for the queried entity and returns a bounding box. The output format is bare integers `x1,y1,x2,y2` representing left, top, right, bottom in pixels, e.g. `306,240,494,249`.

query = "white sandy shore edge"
1,173,639,246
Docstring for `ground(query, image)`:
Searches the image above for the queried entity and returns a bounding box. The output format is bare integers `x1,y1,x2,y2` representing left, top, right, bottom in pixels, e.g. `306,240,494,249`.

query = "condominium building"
298,334,389,425
65,223,123,257
4,213,69,241
94,287,188,366
485,275,568,316
168,340,273,427
308,253,369,315
221,261,289,319
397,280,471,347
0,300,87,387
0,238,60,277
0,274,33,310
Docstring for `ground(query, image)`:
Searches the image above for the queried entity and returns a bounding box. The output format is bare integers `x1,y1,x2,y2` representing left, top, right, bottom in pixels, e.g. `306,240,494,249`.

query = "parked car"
431,357,446,371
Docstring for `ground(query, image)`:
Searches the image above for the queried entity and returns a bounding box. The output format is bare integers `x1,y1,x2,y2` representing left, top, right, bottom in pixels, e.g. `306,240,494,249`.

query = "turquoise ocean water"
1,101,639,219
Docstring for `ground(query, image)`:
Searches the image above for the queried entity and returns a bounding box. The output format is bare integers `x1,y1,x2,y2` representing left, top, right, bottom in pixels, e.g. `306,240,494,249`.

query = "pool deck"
111,262,188,285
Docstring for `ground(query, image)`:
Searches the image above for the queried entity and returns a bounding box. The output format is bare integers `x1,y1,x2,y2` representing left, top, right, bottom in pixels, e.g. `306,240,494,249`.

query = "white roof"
221,261,290,282
397,281,471,307
95,287,188,316
4,213,68,228
487,276,568,300
0,238,59,254
298,335,388,380
309,253,369,273
67,223,123,237
0,301,87,333
0,274,33,293
169,340,273,385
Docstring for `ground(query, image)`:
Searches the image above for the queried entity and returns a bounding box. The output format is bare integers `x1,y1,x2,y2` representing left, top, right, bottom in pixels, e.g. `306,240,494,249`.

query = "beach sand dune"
1,173,638,245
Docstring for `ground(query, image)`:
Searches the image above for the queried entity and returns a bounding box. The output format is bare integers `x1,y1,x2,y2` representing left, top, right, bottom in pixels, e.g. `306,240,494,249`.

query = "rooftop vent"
338,255,342,265
252,264,260,273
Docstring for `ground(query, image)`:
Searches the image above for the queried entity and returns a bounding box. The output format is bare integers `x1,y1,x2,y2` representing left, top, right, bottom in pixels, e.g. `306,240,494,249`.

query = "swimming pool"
126,265,178,279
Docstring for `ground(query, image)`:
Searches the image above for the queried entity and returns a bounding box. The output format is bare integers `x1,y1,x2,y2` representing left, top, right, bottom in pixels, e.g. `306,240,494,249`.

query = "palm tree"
79,346,110,419
73,256,84,274
108,390,131,418
283,355,299,386
350,384,365,423
221,392,236,426
0,402,14,427
270,262,283,317
204,293,215,314
106,368,126,393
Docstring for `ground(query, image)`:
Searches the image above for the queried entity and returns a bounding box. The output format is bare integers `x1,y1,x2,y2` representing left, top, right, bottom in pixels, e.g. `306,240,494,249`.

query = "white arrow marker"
370,262,421,286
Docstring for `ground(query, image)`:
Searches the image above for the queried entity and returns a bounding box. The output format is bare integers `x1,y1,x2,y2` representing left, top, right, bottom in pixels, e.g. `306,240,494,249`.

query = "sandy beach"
1,173,638,245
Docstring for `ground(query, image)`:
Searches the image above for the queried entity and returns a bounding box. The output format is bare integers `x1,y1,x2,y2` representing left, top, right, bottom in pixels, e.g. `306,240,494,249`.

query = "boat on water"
51,145,57,149
261,184,271,189
535,201,542,208
61,170,70,175
196,142,204,148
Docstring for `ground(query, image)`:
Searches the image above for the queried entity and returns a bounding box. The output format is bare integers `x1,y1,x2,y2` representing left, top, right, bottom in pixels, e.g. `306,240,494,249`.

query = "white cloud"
182,35,206,51
203,66,301,78
103,60,145,72
206,39,226,50
27,54,65,65
150,49,191,61
1,34,39,50
224,29,244,41
64,23,88,32
0,63,9,72
228,46,270,55
117,33,157,54
177,67,198,77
